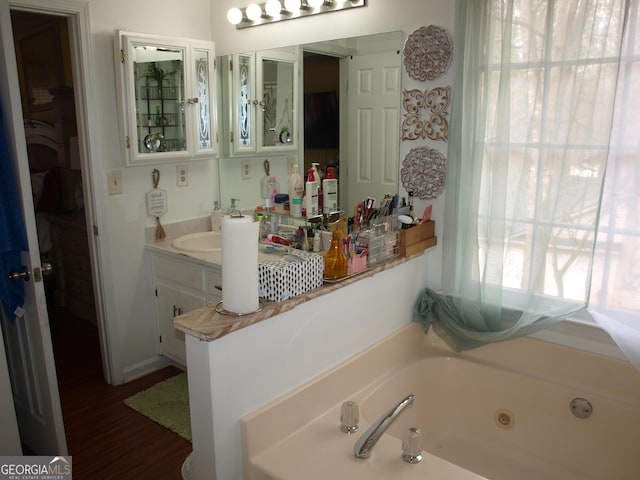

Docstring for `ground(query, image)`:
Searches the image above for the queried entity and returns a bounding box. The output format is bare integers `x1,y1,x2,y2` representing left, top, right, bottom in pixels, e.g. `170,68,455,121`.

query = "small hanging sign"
146,169,167,239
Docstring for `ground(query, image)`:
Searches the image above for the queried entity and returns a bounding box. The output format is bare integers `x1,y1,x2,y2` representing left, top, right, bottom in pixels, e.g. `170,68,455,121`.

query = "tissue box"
258,249,324,302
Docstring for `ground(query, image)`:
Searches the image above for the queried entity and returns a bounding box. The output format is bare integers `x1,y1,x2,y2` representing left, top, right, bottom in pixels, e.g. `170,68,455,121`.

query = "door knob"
8,266,30,282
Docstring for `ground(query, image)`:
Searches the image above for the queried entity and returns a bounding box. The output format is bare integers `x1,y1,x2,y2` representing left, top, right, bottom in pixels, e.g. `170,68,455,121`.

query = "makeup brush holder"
357,216,398,266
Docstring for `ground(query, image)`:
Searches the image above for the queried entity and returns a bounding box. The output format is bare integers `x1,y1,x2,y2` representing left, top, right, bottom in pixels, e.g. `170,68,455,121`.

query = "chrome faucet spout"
354,393,415,459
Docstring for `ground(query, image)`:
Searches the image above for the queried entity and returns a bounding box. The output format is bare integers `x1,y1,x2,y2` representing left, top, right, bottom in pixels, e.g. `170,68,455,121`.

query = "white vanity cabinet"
222,46,301,157
151,252,222,366
115,31,218,165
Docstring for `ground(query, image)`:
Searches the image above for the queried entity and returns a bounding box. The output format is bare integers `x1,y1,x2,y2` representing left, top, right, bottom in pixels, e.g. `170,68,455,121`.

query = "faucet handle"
401,427,424,464
340,400,359,434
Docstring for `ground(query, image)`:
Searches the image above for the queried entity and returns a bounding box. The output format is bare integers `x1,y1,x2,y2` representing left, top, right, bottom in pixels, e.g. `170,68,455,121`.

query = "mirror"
261,58,295,147
219,31,403,214
131,45,186,154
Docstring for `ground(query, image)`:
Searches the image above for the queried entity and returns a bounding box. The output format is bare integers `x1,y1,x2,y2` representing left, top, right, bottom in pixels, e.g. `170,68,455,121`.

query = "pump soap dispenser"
322,166,338,214
305,169,319,216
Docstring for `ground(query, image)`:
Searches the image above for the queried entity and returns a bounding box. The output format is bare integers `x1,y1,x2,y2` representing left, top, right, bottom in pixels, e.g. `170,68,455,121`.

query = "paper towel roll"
222,215,260,314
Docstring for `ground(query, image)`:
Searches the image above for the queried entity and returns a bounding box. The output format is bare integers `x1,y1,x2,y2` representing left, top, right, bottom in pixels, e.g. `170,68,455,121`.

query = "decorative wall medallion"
403,25,452,82
402,86,451,141
401,147,447,200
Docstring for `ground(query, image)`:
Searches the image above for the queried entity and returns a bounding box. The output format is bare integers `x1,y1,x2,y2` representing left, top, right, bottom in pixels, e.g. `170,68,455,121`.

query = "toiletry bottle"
322,166,338,214
305,169,319,216
288,164,304,199
311,162,322,212
211,200,222,232
324,218,348,279
289,164,304,217
311,163,320,186
263,175,280,210
313,231,321,252
291,196,303,218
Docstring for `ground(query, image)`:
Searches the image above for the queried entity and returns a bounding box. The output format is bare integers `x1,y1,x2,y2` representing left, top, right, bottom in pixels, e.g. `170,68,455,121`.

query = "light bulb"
227,7,243,24
265,0,282,16
246,3,263,21
284,0,301,13
307,0,324,8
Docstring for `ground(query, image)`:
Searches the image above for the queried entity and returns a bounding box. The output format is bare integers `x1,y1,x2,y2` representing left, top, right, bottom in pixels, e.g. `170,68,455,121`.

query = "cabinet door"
115,31,217,165
190,42,218,156
204,267,223,306
229,52,257,155
155,281,205,366
225,47,300,156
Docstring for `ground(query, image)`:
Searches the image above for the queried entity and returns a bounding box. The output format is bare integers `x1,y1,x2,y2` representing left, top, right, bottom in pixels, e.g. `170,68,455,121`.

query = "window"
479,0,639,314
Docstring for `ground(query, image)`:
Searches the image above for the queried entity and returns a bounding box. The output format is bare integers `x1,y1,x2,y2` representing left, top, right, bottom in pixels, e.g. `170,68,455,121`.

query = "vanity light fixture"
265,0,283,16
227,0,366,29
307,0,327,9
227,7,244,25
284,0,301,12
245,3,264,21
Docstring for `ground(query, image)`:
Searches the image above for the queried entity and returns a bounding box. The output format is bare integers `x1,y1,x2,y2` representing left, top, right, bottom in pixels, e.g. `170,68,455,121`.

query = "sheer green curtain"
415,0,630,351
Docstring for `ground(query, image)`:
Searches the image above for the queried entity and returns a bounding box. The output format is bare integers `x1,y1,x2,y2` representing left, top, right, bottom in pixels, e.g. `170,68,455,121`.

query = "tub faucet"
354,393,415,459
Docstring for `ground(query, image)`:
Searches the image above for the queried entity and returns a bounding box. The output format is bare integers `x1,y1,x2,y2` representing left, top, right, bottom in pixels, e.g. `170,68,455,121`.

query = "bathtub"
243,323,640,480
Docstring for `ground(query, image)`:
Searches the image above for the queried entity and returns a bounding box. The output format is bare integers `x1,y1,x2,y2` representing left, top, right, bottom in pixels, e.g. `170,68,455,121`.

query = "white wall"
83,0,218,380
76,0,452,381
188,254,432,480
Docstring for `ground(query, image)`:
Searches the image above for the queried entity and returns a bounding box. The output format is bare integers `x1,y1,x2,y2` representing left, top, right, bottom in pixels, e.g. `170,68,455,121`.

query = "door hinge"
92,225,99,236
155,288,158,297
214,57,217,70
230,131,234,143
125,135,130,149
120,49,126,64
159,335,162,343
229,59,233,71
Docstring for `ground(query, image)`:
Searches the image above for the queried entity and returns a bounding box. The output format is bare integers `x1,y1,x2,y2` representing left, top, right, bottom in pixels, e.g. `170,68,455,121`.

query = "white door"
345,51,401,211
0,0,67,455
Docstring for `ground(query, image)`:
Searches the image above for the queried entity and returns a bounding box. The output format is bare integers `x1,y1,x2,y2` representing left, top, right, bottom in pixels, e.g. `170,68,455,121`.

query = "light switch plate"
107,169,123,195
177,165,189,186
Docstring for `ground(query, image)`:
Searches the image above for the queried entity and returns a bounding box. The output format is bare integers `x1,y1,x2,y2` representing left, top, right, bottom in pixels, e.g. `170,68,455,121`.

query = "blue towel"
0,103,29,320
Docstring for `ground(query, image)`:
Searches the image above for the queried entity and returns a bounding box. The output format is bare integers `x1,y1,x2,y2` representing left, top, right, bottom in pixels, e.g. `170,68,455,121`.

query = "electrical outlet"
177,165,189,186
241,160,251,180
107,169,123,195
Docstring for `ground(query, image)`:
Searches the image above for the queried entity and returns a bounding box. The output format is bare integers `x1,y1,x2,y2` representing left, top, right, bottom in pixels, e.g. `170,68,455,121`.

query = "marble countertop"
172,256,413,342
146,215,431,343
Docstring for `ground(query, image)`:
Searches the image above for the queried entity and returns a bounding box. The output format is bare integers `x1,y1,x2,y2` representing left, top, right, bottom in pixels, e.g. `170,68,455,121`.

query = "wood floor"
50,310,192,479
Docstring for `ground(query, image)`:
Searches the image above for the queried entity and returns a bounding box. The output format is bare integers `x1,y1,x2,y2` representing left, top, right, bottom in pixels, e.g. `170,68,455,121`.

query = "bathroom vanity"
150,251,222,366
146,217,223,366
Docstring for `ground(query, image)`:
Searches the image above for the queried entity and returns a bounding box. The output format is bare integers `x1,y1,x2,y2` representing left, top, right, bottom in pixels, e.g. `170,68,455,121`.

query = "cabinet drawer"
204,267,223,297
153,255,204,291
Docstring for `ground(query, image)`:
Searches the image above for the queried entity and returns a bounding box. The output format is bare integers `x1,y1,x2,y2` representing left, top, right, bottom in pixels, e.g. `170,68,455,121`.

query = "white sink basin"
172,231,222,252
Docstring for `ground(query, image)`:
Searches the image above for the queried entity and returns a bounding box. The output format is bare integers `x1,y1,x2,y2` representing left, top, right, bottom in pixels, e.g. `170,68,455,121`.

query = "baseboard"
122,355,174,383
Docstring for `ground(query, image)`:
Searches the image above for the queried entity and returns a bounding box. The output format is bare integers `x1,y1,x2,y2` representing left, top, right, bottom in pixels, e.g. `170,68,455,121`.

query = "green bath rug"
124,372,191,441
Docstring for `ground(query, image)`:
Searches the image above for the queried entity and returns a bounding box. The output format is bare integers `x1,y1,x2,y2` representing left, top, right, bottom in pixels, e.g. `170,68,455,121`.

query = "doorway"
302,51,340,189
9,8,104,398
